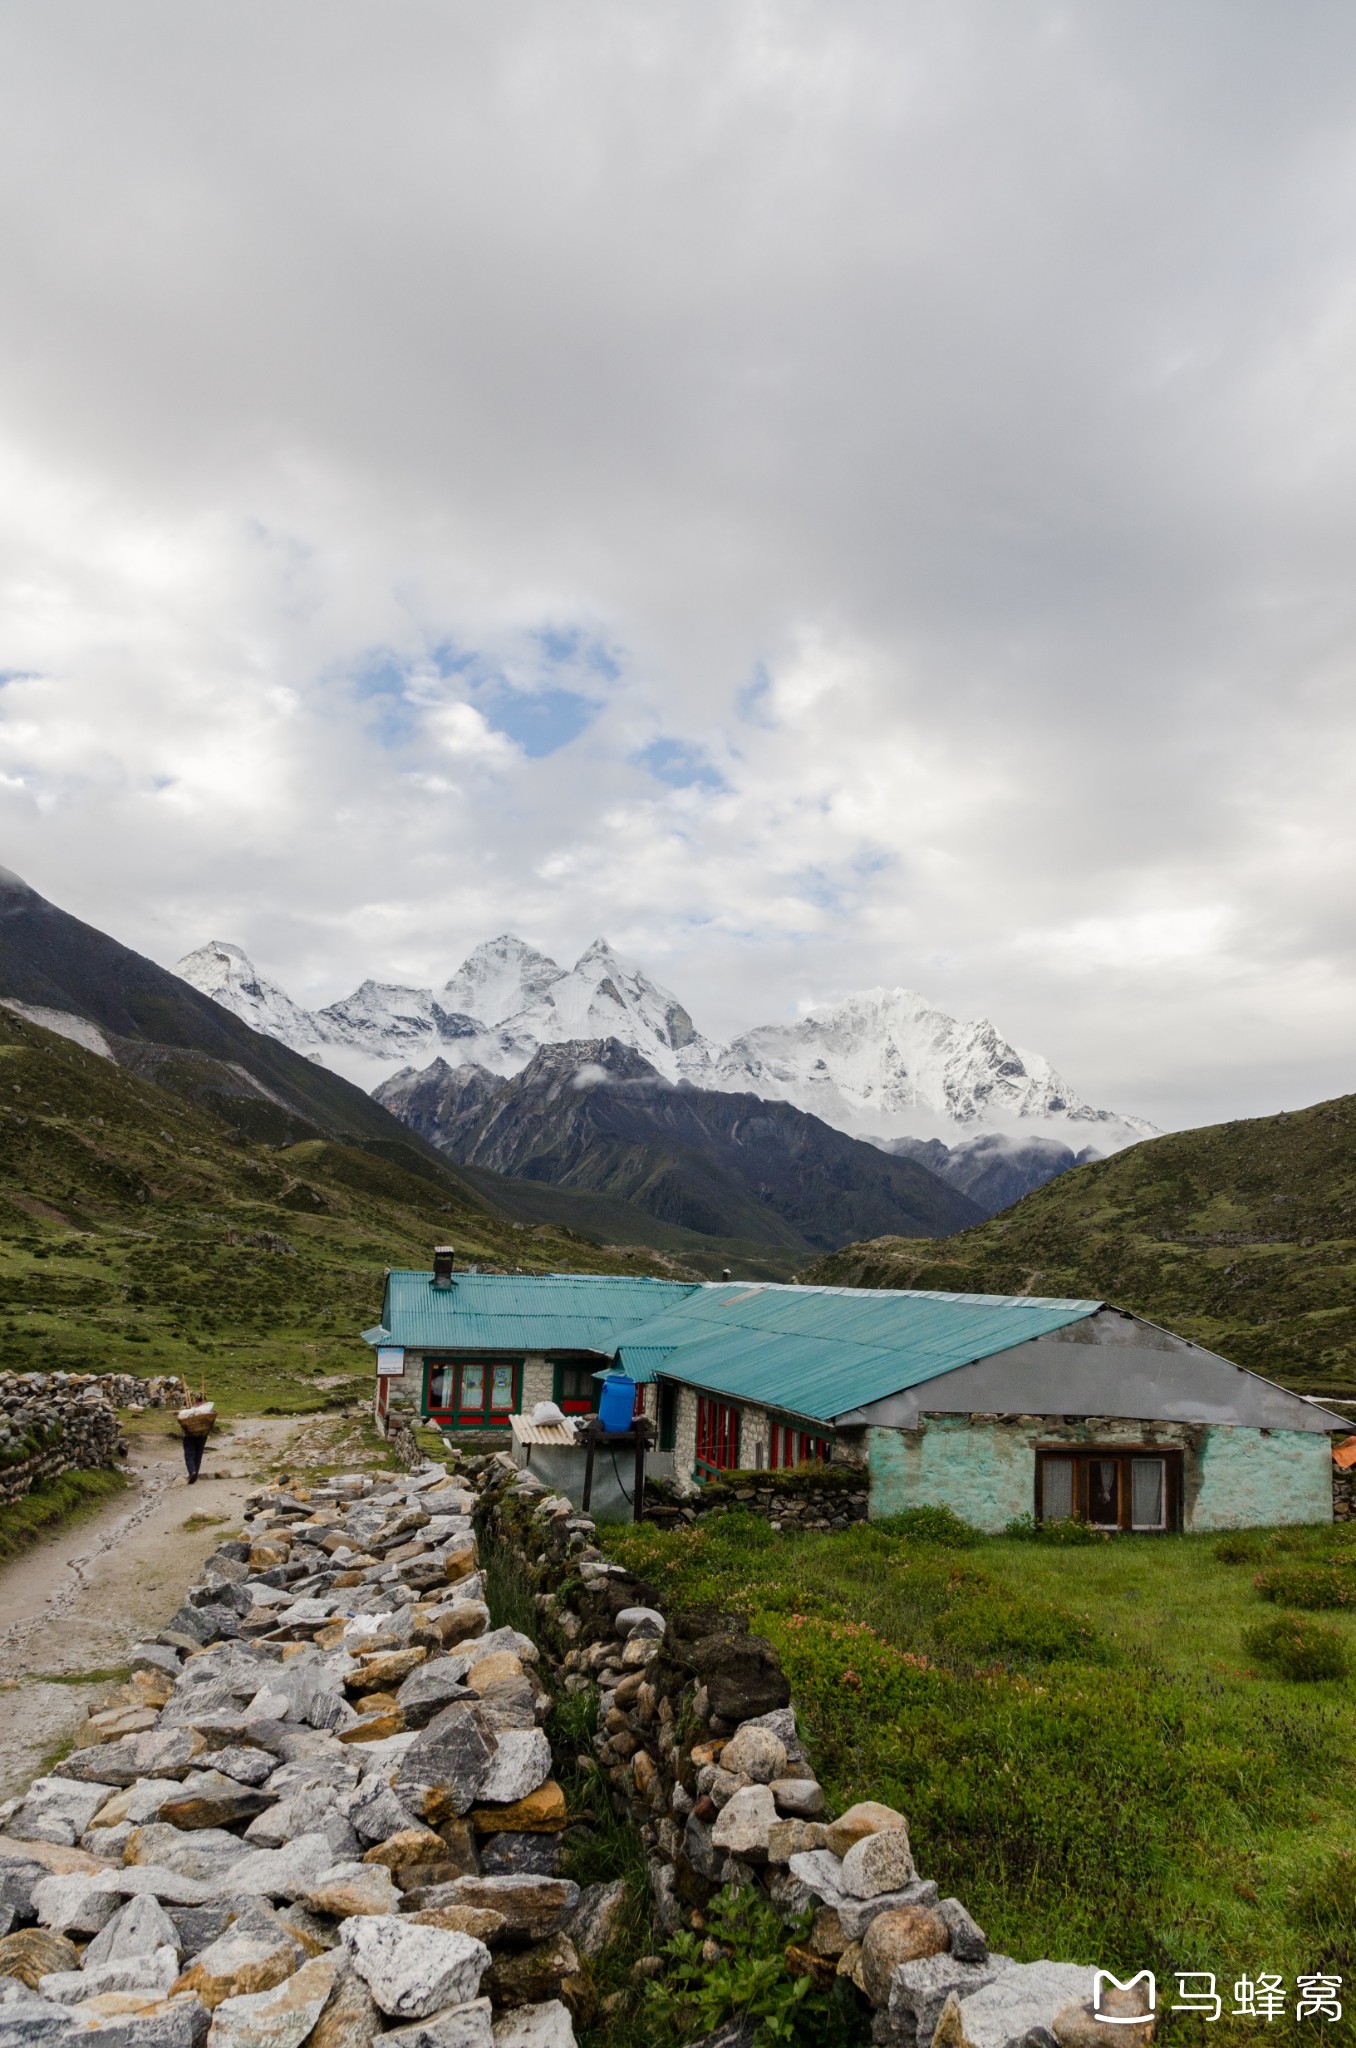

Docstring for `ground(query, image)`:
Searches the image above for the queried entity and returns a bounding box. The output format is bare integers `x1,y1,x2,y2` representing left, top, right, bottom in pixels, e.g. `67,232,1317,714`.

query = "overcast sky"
1,2,1354,1132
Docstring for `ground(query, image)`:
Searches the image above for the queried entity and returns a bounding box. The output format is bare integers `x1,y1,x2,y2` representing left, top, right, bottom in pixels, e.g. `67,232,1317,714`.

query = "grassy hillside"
0,1007,693,1414
807,1093,1356,1398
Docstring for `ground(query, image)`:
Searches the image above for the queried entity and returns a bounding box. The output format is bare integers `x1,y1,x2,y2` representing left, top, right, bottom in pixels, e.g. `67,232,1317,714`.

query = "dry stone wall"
0,1371,139,1508
473,1454,1149,2048
645,1463,869,1534
0,1456,592,2048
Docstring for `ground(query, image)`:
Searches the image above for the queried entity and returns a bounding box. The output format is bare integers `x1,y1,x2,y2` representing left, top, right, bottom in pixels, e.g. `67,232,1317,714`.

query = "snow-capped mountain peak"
172,934,1153,1152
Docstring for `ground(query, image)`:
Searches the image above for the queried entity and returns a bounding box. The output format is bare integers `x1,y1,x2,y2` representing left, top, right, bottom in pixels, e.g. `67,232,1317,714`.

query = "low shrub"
1215,1530,1269,1564
1243,1612,1349,1681
880,1503,983,1547
1253,1563,1356,1610
637,1885,868,2048
1003,1512,1110,1546
932,1590,1110,1667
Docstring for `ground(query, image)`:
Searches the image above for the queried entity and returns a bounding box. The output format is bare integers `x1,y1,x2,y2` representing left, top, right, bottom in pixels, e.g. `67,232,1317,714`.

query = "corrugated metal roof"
617,1282,1102,1422
369,1270,703,1355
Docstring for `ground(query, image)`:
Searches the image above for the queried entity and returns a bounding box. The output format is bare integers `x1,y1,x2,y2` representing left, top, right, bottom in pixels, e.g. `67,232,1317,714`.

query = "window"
424,1357,521,1428
768,1422,831,1470
658,1382,678,1453
1037,1449,1178,1532
553,1362,598,1416
695,1396,741,1480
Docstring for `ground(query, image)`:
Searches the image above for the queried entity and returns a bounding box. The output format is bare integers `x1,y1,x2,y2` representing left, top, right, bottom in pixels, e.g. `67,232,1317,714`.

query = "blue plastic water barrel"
597,1370,637,1433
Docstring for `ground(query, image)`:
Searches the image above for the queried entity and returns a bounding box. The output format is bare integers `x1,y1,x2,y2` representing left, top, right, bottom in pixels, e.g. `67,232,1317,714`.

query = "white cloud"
0,2,1353,1130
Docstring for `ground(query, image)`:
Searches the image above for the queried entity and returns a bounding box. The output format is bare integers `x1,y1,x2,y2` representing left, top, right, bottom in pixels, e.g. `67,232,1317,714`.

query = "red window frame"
425,1356,520,1428
695,1396,741,1480
553,1362,599,1416
768,1423,831,1471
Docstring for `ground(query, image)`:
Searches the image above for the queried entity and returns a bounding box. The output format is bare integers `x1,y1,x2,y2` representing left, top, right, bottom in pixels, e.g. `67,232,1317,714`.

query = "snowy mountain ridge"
174,933,1153,1152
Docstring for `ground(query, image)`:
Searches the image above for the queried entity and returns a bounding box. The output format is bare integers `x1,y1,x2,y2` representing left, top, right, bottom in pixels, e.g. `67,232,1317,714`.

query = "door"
1087,1458,1120,1529
658,1382,678,1453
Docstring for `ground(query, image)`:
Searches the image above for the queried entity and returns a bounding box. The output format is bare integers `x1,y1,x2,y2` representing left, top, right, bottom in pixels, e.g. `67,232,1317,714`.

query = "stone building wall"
0,1369,128,1507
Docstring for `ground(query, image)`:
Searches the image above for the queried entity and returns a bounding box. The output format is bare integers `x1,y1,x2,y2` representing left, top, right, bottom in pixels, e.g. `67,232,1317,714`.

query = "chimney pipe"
432,1245,456,1290
721,1268,732,1282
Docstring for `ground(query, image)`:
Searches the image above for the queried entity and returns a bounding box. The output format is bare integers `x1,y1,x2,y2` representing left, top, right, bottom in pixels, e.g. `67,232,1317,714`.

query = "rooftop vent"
431,1245,456,1290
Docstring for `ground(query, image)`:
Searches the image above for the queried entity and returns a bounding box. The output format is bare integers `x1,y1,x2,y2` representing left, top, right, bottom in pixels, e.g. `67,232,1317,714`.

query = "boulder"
932,1962,1096,2048
684,1635,789,1724
857,1907,950,2007
467,1786,566,1837
339,1917,491,2020
717,1728,785,1784
395,1707,498,1824
380,1997,494,2047
489,2001,577,2047
407,1909,506,1946
823,1801,908,1860
363,1830,448,1872
343,1779,419,1848
85,1896,183,1970
41,1948,179,2004
172,1927,304,2009
218,1834,334,1902
206,1751,276,1790
205,1952,339,2048
0,1977,84,2043
839,1827,916,1899
124,1828,247,1886
709,1787,776,1862
937,1899,988,1965
613,1609,664,1640
484,1934,579,2008
91,1869,220,1909
562,1881,625,1961
30,1873,120,1938
9,1779,118,1847
769,1778,823,1819
0,1858,47,1925
159,1776,273,1834
439,1878,578,1943
474,1733,551,1808
765,1820,827,1864
296,1863,398,1919
304,1961,382,2048
478,1836,561,1879
0,1928,80,1987
396,1665,472,1731
888,1953,1014,2040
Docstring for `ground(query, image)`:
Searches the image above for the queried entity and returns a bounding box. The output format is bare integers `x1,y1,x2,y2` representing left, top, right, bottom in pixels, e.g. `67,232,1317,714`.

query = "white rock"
31,1873,120,1938
719,1727,786,1784
92,1866,220,1907
340,1917,491,2020
206,1951,339,2048
491,2000,578,2047
84,1892,182,1968
709,1785,777,1859
40,1946,178,2003
381,1999,495,2048
952,1961,1097,2047
612,1608,664,1640
475,1730,551,1806
222,1832,335,1900
9,1777,118,1845
840,1827,916,1899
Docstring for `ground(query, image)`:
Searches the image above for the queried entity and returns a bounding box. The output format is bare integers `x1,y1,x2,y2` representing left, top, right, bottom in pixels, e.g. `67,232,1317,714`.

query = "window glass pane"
1042,1458,1074,1520
490,1363,515,1410
459,1363,484,1411
1088,1459,1119,1526
429,1365,453,1409
1131,1458,1166,1530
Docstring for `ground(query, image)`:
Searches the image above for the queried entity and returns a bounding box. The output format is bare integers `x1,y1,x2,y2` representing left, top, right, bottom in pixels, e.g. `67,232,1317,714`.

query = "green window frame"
552,1360,599,1416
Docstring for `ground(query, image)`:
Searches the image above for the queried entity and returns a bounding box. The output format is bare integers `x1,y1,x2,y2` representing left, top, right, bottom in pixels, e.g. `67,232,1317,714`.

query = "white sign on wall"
376,1347,405,1378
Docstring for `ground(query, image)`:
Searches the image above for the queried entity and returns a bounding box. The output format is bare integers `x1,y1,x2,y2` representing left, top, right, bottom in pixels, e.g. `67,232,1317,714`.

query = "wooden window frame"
695,1395,741,1481
424,1356,521,1429
1035,1446,1183,1533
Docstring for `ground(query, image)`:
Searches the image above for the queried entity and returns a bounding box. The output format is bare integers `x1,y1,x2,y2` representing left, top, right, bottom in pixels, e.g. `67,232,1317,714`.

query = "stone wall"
645,1463,869,1533
0,1369,136,1507
1334,1463,1354,1522
472,1453,1133,2048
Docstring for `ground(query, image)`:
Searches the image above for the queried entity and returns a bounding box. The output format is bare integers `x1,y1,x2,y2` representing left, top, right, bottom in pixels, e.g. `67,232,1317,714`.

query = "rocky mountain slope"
374,1037,984,1254
807,1092,1356,1399
176,933,1151,1164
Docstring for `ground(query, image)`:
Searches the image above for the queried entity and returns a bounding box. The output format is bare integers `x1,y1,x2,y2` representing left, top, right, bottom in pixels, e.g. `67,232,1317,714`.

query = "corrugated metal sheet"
618,1282,1103,1422
510,1413,577,1447
370,1270,703,1355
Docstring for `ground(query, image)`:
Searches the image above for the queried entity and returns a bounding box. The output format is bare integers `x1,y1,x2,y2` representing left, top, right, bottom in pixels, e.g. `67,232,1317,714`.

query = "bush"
1215,1531,1268,1564
1243,1612,1349,1681
637,1886,868,2048
1254,1564,1356,1610
1003,1513,1110,1546
932,1590,1109,1668
880,1504,983,1548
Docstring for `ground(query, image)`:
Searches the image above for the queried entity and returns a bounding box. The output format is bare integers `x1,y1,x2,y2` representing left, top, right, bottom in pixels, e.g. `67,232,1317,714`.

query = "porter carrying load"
177,1377,215,1485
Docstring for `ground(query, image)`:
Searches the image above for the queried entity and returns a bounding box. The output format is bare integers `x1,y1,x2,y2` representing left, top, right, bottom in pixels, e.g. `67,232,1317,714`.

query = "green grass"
808,1090,1356,1398
0,1006,696,1420
0,1465,128,1562
605,1511,1356,2046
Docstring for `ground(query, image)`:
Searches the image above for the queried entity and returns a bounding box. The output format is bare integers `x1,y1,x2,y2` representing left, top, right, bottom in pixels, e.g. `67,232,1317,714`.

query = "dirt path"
0,1413,303,1798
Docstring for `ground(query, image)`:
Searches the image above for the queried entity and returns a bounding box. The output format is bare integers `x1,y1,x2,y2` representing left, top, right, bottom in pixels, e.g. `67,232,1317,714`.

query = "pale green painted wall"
867,1418,1333,1532
1192,1426,1332,1530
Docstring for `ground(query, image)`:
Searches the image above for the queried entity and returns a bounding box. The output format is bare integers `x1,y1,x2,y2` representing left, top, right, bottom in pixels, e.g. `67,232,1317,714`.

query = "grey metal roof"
616,1282,1103,1422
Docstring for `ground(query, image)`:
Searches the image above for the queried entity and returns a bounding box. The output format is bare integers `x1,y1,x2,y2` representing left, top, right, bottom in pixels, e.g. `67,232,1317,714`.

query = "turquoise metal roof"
616,1282,1103,1423
368,1271,703,1355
